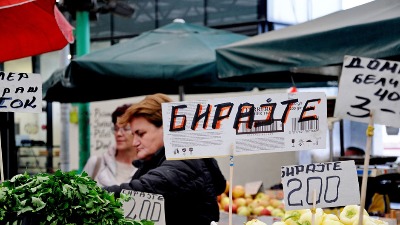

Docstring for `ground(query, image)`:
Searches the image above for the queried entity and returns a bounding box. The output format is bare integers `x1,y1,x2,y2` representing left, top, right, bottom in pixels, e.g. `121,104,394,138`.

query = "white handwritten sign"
281,161,360,210
162,92,327,159
90,106,114,154
122,189,166,225
335,55,400,127
90,97,142,156
0,71,41,113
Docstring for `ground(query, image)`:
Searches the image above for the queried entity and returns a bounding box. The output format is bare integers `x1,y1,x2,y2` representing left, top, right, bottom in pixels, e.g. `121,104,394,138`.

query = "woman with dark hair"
83,104,138,187
104,93,226,225
344,146,365,156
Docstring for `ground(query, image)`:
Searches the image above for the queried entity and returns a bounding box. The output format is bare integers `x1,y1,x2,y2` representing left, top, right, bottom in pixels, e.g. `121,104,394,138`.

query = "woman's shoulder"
161,158,206,173
86,155,100,165
84,154,106,168
82,155,102,174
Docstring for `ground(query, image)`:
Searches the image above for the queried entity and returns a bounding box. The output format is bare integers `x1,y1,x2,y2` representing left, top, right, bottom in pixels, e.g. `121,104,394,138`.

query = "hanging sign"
162,92,327,159
281,160,360,210
335,55,400,127
0,71,41,113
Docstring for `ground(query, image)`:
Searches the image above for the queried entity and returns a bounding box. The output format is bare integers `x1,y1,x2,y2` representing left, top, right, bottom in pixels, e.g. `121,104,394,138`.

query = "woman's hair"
111,104,132,125
345,146,365,156
118,93,173,128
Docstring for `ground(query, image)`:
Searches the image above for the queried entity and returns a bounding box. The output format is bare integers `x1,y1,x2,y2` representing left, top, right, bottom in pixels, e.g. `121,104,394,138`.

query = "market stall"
215,0,400,85
42,20,270,103
0,0,74,180
0,0,74,63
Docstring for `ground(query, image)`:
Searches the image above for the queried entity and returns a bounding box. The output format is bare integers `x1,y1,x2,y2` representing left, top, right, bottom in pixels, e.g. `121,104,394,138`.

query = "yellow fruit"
351,215,375,225
284,209,310,225
220,196,230,209
339,205,368,225
298,208,324,225
369,218,388,225
245,219,267,225
271,208,285,218
224,181,230,194
324,214,340,222
272,222,287,225
237,206,251,217
323,219,345,225
232,185,245,199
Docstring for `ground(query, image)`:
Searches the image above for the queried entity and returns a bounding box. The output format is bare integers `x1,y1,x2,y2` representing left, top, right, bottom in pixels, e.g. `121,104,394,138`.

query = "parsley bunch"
0,170,153,225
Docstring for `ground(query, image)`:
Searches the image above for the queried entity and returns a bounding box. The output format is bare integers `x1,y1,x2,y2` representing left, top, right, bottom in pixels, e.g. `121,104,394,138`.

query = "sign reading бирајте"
335,55,400,127
0,71,41,113
281,160,360,210
162,92,327,159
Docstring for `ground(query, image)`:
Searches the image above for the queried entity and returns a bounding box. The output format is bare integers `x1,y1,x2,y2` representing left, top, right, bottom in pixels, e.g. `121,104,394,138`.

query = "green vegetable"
0,170,154,225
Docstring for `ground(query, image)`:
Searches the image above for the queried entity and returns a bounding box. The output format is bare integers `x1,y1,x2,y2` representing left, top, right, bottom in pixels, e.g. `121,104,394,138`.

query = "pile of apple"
218,182,285,218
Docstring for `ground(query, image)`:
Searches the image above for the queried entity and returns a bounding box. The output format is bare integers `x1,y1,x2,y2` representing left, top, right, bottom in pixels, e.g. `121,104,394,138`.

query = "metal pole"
46,102,54,173
203,0,208,26
339,120,345,156
179,85,185,101
0,112,16,180
76,11,90,173
155,0,159,28
60,103,70,172
59,43,71,172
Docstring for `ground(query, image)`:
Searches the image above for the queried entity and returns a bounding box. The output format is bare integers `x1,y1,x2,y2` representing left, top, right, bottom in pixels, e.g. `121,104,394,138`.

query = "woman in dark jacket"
104,93,226,225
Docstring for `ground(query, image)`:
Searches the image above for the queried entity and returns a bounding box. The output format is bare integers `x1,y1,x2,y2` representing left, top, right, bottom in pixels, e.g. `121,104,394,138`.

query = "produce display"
219,182,392,225
0,170,153,225
243,205,389,225
246,219,269,225
218,182,285,218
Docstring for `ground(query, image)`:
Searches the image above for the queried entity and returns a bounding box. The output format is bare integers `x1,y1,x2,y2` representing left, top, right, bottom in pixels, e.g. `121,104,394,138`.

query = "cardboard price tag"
0,71,42,113
245,181,264,196
335,55,400,128
281,161,360,210
122,190,166,225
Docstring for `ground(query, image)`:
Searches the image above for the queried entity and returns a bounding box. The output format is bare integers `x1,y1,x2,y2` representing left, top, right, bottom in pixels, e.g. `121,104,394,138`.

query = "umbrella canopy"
0,0,74,62
43,20,269,103
216,0,400,84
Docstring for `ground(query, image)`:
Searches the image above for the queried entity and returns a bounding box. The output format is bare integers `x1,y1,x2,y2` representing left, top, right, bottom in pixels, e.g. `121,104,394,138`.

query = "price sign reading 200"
125,198,163,221
286,176,340,207
281,161,360,210
122,190,166,225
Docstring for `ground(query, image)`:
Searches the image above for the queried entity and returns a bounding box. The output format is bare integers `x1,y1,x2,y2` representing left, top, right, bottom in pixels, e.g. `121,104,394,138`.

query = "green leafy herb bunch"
0,170,153,225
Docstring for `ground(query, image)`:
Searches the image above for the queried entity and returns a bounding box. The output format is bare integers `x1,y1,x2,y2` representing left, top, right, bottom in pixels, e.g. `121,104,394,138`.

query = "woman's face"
129,116,164,160
113,122,134,152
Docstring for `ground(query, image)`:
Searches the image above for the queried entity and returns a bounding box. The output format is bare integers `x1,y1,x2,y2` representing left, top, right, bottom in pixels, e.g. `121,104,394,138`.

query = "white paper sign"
281,160,360,210
122,189,166,225
0,71,42,113
335,55,400,128
89,96,145,156
162,92,327,159
90,105,115,154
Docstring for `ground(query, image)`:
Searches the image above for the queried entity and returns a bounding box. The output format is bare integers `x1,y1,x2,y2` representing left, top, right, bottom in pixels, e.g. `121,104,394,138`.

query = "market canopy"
0,0,74,62
43,20,270,103
215,0,400,85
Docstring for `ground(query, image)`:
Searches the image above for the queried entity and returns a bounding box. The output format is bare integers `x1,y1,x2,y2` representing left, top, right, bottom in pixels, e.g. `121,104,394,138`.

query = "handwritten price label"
122,190,166,225
335,55,400,127
0,71,42,113
281,161,360,210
